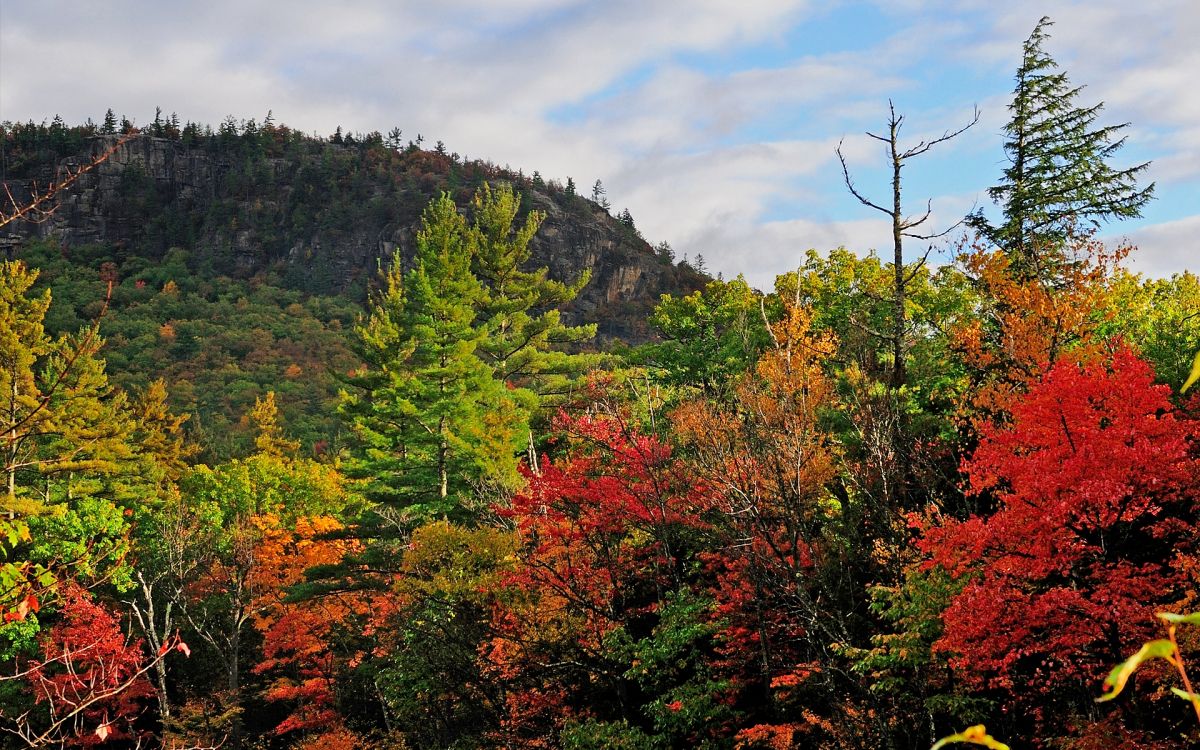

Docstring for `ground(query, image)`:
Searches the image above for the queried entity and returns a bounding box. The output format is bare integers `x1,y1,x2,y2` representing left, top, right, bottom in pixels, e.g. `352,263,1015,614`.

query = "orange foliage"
952,236,1126,419
247,515,375,737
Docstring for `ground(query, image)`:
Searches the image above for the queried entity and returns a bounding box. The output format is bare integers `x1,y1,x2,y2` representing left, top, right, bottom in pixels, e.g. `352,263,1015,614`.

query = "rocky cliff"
2,130,704,341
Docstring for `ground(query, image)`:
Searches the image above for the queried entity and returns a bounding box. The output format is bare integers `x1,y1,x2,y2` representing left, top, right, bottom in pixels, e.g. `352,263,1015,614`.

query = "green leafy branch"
1095,611,1200,725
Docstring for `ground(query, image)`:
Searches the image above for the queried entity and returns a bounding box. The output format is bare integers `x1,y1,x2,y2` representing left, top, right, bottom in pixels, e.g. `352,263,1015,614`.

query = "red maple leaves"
922,350,1199,713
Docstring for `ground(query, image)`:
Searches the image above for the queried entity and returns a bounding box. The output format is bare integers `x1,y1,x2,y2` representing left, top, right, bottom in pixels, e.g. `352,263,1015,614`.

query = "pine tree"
341,196,523,523
1,261,132,513
469,183,596,404
968,16,1154,275
101,109,117,135
247,391,300,458
591,179,611,211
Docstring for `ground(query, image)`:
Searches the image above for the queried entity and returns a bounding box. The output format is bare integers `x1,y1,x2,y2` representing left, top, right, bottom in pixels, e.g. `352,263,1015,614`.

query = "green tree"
1,261,132,514
637,276,769,401
341,195,524,523
968,16,1154,275
469,183,596,406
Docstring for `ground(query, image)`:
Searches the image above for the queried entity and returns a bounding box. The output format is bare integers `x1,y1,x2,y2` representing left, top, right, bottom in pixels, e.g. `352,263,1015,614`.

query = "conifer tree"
1,261,131,513
247,391,300,458
341,195,523,523
469,183,596,404
968,16,1154,275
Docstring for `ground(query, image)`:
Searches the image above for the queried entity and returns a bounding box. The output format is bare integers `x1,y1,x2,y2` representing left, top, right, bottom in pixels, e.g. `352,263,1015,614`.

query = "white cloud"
1114,217,1200,279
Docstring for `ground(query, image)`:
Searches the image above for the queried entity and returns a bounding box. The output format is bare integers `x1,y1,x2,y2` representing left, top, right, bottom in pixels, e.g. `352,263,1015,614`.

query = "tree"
967,16,1154,276
591,179,610,211
637,276,769,400
920,349,1199,742
488,413,720,746
7,583,190,748
1,261,132,514
469,183,596,404
341,195,523,522
837,100,978,389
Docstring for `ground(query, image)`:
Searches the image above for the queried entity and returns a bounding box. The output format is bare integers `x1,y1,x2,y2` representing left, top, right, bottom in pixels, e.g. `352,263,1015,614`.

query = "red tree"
22,584,156,747
922,349,1199,738
486,413,716,746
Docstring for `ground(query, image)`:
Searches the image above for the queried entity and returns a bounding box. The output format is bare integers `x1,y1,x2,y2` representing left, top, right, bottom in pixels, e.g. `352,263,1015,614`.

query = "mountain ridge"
0,120,706,341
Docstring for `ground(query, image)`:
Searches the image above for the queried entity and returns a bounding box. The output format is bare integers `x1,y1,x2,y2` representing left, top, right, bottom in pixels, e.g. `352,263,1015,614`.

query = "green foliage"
341,194,525,522
183,450,347,525
849,565,987,721
1100,270,1200,388
637,275,768,399
377,521,516,748
21,240,359,461
27,496,133,591
471,182,598,404
620,591,736,746
1,258,136,515
562,719,661,750
967,16,1154,272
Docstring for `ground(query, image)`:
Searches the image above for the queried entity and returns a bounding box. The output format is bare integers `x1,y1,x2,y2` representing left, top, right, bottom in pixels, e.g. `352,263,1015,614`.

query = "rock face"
2,134,704,341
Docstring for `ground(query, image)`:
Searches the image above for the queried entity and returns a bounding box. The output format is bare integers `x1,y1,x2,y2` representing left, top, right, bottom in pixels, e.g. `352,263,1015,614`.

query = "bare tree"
836,101,978,389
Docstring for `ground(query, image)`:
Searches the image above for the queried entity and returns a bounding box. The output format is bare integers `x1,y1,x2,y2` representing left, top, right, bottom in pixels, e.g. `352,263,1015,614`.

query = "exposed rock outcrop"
2,134,704,341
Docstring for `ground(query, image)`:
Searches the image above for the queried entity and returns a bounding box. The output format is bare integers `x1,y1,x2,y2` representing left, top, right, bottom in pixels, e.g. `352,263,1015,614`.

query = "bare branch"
836,139,892,217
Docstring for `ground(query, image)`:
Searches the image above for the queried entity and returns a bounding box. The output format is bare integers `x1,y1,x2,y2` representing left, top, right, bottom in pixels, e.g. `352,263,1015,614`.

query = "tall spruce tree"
341,195,524,524
968,16,1154,276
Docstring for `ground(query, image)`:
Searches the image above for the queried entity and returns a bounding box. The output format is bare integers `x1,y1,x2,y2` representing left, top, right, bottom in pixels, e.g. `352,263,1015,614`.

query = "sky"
2,0,1196,288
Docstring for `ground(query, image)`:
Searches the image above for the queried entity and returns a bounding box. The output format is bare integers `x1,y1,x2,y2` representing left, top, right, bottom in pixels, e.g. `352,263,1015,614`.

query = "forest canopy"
2,16,1199,750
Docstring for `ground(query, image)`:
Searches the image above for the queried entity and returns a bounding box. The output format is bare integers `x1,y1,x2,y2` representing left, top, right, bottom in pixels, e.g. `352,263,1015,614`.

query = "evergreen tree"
341,196,523,523
591,179,610,211
101,109,117,135
469,183,596,403
1,261,131,513
247,391,300,458
968,16,1154,275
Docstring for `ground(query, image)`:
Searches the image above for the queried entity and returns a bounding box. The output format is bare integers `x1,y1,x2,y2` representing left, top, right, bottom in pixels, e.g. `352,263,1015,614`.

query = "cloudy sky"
2,0,1195,287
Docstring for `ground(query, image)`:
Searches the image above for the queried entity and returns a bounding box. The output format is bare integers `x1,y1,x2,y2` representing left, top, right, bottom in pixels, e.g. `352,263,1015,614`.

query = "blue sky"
2,0,1196,287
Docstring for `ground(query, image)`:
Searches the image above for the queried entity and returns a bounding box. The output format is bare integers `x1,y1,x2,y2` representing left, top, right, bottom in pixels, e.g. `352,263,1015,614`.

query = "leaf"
1182,349,1200,393
176,640,191,657
930,724,1010,750
1096,639,1176,702
1170,687,1200,702
95,723,111,741
1158,611,1200,625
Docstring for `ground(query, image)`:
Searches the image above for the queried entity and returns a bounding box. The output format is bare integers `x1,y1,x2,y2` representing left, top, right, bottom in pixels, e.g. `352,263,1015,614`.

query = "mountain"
0,118,707,457
0,119,704,341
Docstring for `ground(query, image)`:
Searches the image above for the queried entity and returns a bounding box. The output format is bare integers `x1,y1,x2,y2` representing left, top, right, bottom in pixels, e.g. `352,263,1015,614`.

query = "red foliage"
500,413,712,628
249,516,364,737
487,413,715,743
922,350,1199,721
26,584,154,747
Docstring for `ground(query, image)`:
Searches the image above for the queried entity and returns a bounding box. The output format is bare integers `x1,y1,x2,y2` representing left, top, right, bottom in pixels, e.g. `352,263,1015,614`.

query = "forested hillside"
0,119,704,458
4,16,1200,750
